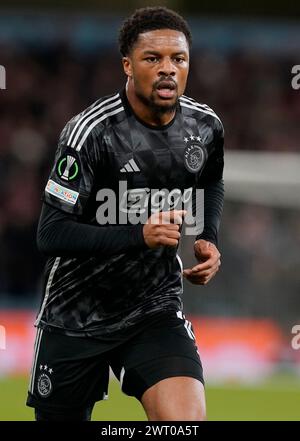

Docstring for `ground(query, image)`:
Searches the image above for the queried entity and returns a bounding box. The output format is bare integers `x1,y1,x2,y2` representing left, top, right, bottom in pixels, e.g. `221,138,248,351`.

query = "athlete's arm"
37,202,146,257
37,204,185,257
183,180,223,284
184,118,224,285
39,115,153,257
195,179,224,247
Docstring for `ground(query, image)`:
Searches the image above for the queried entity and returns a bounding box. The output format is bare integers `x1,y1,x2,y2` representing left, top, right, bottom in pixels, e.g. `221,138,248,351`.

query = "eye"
145,57,159,63
174,57,185,64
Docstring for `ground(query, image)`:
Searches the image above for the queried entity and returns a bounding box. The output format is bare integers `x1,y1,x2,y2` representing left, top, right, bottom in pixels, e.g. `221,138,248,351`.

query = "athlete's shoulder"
60,92,125,151
179,94,224,134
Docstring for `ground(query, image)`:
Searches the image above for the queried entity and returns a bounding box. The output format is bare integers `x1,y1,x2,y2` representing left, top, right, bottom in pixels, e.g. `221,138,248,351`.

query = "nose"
158,57,176,77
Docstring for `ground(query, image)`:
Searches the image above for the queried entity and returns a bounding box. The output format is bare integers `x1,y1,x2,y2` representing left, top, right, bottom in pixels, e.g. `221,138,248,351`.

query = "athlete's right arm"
38,119,148,257
37,206,185,256
38,119,183,257
37,202,146,257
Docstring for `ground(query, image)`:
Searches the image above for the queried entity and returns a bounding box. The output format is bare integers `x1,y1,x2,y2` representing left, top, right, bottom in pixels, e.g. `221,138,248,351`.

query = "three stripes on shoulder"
67,93,123,152
179,95,222,124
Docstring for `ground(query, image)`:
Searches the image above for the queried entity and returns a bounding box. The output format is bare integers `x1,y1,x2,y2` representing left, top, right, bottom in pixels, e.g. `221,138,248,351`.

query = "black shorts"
26,311,204,413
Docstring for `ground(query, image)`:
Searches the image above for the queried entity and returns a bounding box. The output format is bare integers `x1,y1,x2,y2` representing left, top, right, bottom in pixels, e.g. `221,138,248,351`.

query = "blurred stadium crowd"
0,26,299,327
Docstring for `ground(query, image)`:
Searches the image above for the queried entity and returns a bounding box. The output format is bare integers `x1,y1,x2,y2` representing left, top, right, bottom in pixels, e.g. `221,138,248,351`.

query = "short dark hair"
118,6,192,57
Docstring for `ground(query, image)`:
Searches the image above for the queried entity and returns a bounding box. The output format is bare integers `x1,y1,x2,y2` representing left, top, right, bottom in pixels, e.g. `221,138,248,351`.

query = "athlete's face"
123,29,189,114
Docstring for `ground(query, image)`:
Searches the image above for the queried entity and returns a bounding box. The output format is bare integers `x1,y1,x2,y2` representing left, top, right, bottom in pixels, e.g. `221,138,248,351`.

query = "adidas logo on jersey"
120,158,140,173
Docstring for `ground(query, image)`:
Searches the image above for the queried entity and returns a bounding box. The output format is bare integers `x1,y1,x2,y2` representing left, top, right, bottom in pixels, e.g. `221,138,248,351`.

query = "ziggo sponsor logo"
95,181,204,235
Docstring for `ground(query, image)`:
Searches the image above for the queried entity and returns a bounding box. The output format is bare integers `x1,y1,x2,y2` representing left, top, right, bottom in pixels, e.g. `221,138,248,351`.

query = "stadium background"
0,0,299,420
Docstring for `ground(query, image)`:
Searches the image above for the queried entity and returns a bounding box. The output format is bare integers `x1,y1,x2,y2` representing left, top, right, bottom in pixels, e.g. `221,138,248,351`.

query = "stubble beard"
136,89,178,117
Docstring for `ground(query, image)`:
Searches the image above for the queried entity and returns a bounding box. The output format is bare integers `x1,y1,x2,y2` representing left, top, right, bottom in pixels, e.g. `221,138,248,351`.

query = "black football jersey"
35,89,224,337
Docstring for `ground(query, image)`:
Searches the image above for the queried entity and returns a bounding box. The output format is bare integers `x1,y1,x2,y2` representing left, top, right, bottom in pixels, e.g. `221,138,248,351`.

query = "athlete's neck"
125,83,176,127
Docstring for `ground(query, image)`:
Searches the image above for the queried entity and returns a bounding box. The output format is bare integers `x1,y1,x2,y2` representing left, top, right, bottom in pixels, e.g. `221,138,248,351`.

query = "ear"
122,57,133,78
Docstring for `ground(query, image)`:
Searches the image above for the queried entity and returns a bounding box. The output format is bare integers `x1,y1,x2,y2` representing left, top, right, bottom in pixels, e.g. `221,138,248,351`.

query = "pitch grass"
0,375,299,421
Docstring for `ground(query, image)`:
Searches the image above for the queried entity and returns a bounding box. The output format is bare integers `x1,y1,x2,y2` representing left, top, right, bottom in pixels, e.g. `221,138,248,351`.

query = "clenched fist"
143,210,186,249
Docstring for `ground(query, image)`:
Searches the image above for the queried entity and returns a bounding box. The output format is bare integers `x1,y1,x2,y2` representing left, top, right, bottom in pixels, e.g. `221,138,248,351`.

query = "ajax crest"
37,364,53,398
183,134,207,173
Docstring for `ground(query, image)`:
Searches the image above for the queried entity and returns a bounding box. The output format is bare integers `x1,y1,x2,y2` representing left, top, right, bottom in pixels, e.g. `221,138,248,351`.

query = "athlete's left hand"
183,239,221,285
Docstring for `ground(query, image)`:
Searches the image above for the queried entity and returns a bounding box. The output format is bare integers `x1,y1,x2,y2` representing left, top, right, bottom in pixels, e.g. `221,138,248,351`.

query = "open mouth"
155,81,177,99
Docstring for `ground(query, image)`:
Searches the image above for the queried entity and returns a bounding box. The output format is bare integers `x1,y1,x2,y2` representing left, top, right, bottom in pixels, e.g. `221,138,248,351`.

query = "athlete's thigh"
109,310,204,411
26,328,110,414
141,376,206,421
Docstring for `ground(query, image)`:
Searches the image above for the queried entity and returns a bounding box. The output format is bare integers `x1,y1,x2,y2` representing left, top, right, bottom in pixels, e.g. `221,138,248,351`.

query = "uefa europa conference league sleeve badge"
56,153,80,182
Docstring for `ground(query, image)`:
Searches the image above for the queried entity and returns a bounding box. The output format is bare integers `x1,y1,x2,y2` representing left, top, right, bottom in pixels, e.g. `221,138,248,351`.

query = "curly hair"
118,6,192,57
